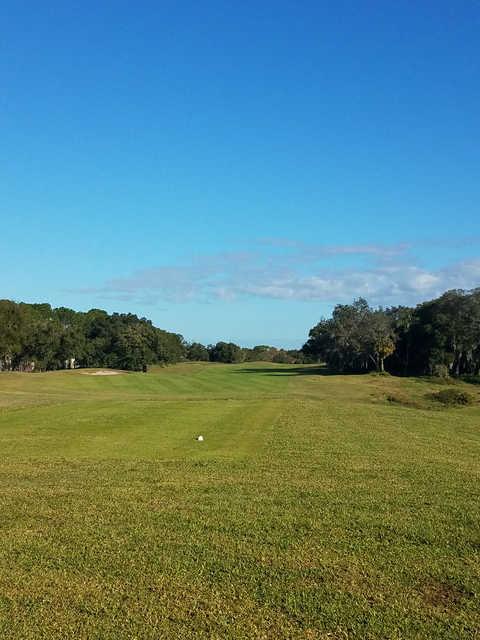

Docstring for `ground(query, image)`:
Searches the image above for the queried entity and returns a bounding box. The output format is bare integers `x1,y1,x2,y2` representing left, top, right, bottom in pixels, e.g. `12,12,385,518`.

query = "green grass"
0,363,479,639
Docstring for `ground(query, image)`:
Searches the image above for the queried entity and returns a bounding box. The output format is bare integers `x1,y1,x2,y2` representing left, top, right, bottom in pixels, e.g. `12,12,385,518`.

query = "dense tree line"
0,299,305,372
186,341,304,364
0,300,185,371
302,289,480,377
6,287,477,377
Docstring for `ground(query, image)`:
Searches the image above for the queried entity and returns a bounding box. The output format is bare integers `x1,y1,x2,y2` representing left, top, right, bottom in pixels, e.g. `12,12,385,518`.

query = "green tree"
209,341,243,363
186,342,209,361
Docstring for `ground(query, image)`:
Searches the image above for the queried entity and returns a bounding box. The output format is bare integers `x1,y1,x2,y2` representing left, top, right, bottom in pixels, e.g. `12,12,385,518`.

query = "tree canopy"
0,301,186,371
303,289,480,376
3,287,480,377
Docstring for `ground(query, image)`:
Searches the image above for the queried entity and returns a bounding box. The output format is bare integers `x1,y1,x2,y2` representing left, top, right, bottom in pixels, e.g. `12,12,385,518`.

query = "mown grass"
0,363,479,638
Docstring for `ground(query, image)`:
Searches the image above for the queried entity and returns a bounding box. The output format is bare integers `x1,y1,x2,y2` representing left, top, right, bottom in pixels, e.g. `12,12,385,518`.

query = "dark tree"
186,342,210,361
303,289,480,377
209,341,244,363
0,300,186,372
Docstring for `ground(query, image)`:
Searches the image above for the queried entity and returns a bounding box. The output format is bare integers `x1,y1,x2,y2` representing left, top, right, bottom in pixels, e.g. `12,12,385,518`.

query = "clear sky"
1,1,479,347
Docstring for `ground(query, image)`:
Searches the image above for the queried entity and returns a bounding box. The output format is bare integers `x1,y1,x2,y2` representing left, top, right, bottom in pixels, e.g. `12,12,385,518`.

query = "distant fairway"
0,363,479,639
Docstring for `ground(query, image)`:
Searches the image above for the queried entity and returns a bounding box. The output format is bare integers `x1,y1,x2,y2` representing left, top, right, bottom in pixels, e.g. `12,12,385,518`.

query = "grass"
430,388,475,406
0,363,479,639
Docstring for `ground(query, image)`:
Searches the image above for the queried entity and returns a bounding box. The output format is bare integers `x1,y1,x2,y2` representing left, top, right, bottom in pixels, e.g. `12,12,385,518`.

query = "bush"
432,364,449,379
431,388,475,407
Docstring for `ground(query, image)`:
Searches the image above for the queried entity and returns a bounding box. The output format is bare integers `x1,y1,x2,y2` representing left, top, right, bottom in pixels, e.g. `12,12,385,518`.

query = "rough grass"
431,388,475,406
0,363,479,639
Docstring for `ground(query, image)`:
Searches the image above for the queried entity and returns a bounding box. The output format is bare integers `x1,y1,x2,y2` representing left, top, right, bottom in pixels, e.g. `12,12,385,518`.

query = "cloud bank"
77,241,480,307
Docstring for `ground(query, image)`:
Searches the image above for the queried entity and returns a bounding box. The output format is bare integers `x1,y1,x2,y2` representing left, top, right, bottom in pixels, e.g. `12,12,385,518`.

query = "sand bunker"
81,370,124,376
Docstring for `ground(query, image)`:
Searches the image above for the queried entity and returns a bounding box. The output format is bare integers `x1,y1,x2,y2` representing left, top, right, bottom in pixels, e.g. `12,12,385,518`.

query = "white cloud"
75,243,480,307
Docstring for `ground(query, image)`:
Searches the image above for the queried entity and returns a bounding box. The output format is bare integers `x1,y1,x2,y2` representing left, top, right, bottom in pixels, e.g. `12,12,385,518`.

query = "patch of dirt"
81,370,124,376
421,580,468,611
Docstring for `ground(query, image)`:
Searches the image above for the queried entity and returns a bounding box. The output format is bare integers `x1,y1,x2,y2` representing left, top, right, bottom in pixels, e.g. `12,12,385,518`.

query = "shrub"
431,388,475,407
432,364,449,379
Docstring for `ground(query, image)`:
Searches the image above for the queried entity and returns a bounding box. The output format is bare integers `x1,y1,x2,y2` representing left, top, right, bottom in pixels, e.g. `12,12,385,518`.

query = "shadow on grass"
234,365,334,377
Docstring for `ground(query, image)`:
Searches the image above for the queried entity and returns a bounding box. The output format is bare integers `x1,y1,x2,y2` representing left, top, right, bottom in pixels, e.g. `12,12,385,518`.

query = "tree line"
2,287,479,376
0,300,304,372
187,342,304,365
302,288,480,377
0,301,185,371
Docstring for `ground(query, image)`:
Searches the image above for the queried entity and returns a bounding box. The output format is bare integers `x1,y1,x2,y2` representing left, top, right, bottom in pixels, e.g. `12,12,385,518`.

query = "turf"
0,363,479,638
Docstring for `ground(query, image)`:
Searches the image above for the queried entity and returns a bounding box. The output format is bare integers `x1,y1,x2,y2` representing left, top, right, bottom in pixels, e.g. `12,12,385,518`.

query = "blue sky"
1,1,479,347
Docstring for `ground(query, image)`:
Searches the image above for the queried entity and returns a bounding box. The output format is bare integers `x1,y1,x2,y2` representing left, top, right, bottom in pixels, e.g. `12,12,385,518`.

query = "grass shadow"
234,365,334,377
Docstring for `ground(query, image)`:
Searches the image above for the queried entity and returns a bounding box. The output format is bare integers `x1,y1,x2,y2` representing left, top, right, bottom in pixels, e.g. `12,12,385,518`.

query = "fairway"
0,363,479,639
